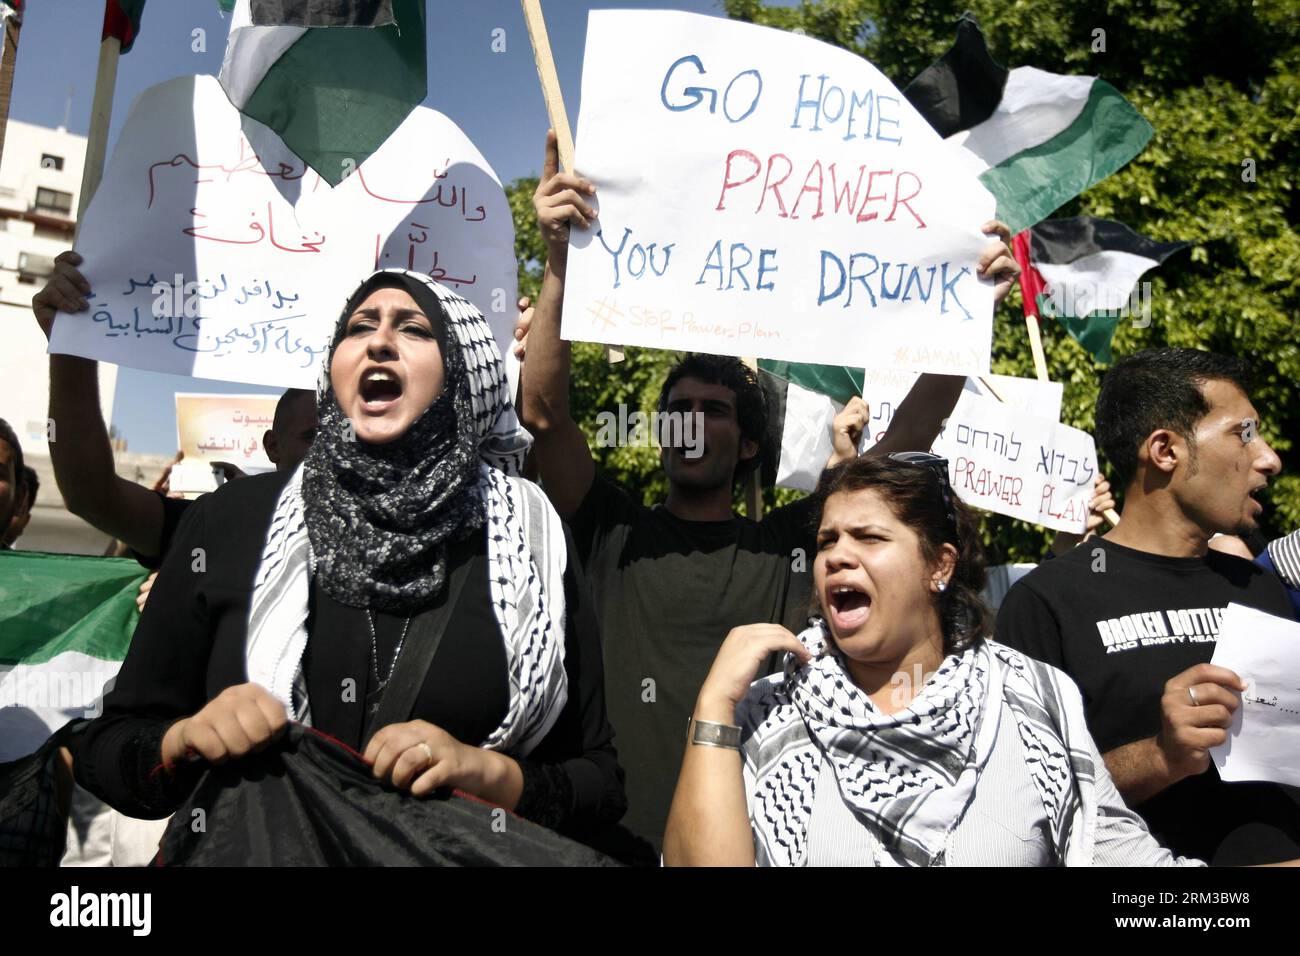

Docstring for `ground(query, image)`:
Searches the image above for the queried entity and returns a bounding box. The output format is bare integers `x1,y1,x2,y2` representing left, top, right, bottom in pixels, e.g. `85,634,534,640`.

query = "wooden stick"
520,1,574,180
1024,313,1050,383
520,0,623,364
0,8,24,167
741,356,764,521
76,36,121,229
976,375,1005,404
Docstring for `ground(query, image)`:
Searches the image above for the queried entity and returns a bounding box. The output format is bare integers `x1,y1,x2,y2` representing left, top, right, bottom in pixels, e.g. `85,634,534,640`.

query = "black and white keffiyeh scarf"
740,623,1099,866
244,269,568,757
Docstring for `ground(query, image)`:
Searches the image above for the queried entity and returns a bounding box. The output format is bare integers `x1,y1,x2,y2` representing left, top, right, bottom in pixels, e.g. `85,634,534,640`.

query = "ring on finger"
1188,686,1200,707
414,741,434,765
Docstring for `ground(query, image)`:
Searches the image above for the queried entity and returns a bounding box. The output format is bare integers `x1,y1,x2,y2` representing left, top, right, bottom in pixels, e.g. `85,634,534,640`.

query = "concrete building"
0,118,166,555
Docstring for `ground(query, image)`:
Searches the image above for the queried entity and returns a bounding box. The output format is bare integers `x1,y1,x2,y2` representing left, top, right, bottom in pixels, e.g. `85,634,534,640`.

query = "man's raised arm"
35,252,165,557
515,131,598,521
830,221,1020,465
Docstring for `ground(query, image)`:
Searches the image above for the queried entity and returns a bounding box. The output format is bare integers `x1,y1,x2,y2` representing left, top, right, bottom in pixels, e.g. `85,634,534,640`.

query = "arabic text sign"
1212,603,1300,790
175,393,277,472
931,392,1095,533
49,75,516,388
562,11,996,374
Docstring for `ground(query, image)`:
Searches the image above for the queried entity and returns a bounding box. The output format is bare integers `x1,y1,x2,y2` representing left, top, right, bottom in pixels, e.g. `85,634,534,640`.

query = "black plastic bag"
158,725,619,866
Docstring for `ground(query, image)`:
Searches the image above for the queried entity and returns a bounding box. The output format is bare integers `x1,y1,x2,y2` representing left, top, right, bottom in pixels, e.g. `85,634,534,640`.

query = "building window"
34,187,73,215
18,251,56,284
40,153,64,171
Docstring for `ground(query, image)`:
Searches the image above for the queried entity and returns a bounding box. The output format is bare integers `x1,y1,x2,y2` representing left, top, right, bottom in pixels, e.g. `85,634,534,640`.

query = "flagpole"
520,0,623,366
740,357,764,521
0,3,24,166
1011,232,1120,528
76,32,121,229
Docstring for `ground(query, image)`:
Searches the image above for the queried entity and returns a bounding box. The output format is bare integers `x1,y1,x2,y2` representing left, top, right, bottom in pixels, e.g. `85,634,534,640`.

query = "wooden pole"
520,0,623,364
1024,313,1050,383
75,35,121,229
741,357,763,520
0,5,23,167
1025,319,1120,527
1011,232,1119,528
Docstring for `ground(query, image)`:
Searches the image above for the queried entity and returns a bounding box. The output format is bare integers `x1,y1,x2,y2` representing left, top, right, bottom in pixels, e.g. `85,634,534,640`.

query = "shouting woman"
75,269,626,859
664,454,1201,866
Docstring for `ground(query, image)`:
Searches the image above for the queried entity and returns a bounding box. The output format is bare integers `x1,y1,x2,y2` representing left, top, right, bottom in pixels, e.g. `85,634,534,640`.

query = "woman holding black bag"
74,268,627,863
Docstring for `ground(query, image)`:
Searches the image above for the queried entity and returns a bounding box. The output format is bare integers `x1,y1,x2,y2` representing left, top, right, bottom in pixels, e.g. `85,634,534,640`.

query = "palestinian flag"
758,360,864,493
218,0,427,186
1013,217,1189,363
0,551,143,762
102,0,145,52
904,15,1152,234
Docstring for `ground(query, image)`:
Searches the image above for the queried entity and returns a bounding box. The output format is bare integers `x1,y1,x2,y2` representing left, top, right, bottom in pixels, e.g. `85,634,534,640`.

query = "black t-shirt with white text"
996,537,1300,864
569,475,818,852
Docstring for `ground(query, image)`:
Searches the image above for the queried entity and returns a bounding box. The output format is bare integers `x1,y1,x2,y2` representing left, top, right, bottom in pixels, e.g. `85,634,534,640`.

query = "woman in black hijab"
74,269,626,852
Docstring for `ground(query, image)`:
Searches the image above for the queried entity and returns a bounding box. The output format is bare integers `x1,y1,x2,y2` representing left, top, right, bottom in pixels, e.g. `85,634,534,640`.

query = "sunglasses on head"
886,451,961,544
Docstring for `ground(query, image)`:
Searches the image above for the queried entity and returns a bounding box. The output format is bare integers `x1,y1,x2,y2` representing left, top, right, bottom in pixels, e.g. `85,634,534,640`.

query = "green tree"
508,175,680,505
508,1,1300,557
723,0,1300,562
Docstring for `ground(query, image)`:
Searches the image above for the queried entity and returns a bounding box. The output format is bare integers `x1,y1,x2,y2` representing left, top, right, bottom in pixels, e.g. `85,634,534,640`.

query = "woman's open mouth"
827,582,871,632
359,368,403,413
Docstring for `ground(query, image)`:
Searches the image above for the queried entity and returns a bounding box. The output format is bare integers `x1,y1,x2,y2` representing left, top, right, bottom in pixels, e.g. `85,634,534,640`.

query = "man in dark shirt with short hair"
519,133,1021,851
997,348,1300,864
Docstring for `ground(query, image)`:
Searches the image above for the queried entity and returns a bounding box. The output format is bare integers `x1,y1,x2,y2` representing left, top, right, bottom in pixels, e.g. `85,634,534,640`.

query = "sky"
8,0,774,454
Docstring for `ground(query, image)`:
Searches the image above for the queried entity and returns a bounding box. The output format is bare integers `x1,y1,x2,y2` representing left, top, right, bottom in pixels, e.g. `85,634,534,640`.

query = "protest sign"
175,392,277,473
931,391,1095,533
861,370,1063,450
563,10,997,374
49,75,516,389
1211,603,1300,790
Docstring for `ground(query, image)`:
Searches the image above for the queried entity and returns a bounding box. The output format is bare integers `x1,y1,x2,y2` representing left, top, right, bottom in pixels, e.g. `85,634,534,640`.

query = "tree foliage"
509,0,1300,560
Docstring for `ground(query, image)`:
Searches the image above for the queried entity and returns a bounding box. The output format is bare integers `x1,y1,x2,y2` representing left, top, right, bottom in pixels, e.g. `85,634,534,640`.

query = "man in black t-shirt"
997,348,1300,864
519,132,1021,851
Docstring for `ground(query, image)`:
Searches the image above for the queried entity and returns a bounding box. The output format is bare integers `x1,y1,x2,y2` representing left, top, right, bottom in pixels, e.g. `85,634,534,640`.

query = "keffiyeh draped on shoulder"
244,270,568,757
738,623,1099,866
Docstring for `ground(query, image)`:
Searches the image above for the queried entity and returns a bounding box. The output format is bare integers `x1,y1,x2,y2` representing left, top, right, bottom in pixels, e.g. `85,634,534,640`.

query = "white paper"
1211,602,1300,788
931,392,1095,533
774,382,841,492
49,75,517,388
860,370,1063,451
563,11,997,375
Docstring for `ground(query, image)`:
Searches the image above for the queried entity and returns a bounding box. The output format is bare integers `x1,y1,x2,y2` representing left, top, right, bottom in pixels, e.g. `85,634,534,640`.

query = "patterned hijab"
302,270,488,614
245,270,569,756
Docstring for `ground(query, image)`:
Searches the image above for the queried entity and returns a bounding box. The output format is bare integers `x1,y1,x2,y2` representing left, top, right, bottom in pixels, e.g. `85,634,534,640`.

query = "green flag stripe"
1038,292,1122,364
979,80,1153,235
757,360,864,408
0,553,144,665
239,0,426,187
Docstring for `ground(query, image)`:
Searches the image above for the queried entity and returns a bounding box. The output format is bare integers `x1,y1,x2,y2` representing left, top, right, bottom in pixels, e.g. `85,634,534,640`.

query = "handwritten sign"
931,392,1095,533
1212,603,1300,790
175,392,278,472
562,10,997,374
862,371,1063,451
49,75,516,388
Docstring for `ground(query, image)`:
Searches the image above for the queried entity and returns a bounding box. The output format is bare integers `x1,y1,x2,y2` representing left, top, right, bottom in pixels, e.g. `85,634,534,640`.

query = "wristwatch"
689,718,741,750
